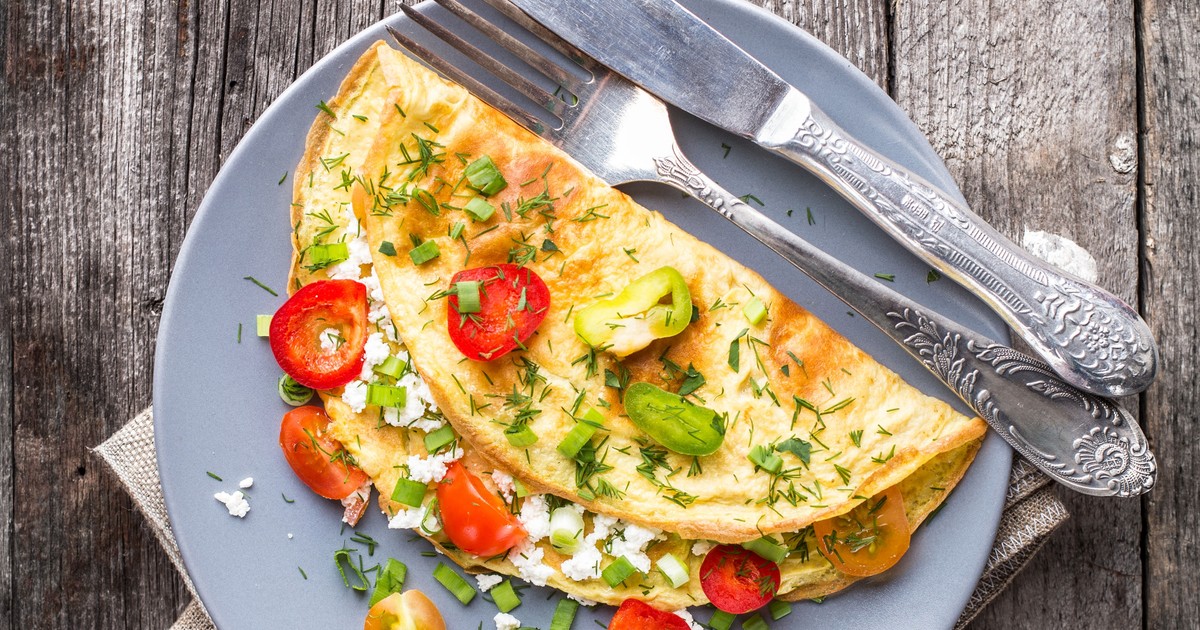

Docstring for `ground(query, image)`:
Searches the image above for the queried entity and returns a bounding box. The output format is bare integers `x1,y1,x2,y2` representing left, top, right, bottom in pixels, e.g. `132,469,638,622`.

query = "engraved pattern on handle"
782,109,1157,397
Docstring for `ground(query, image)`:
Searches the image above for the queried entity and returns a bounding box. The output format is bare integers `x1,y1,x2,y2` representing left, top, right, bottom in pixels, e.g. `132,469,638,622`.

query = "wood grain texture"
1139,0,1200,626
889,1,1144,628
751,0,889,88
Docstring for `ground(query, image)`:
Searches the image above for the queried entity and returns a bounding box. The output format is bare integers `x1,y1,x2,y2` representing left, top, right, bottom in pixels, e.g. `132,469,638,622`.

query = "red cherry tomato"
813,485,911,577
447,264,549,361
607,599,691,630
279,406,369,500
436,462,526,557
699,545,781,614
270,279,368,389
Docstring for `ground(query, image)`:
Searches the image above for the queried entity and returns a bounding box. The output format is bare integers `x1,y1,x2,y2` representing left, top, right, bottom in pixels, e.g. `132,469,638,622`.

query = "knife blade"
507,0,1159,399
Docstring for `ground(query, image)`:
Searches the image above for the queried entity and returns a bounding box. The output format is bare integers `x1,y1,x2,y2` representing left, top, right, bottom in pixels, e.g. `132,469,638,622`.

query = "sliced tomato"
608,599,690,630
436,462,526,557
364,590,446,630
447,263,549,361
699,545,781,614
279,406,369,500
812,485,911,577
270,279,368,389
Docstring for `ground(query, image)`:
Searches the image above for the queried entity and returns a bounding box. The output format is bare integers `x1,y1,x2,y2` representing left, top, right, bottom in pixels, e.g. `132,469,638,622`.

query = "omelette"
287,42,986,610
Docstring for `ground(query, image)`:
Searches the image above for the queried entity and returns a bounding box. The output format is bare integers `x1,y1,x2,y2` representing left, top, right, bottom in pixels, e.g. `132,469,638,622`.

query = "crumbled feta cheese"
358,270,386,303
475,574,503,592
507,540,554,586
382,369,442,432
606,522,662,573
560,543,602,581
359,333,390,379
287,533,293,539
568,593,598,606
238,477,254,489
213,491,250,518
494,612,521,630
388,505,428,530
674,609,703,630
319,327,342,352
491,470,516,502
405,446,464,484
328,216,372,281
691,540,717,557
591,514,618,540
517,494,552,542
341,379,369,413
367,301,398,341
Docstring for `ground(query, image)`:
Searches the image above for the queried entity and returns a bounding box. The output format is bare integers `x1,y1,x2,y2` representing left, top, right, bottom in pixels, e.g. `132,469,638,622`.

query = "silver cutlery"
507,0,1158,400
386,0,1155,496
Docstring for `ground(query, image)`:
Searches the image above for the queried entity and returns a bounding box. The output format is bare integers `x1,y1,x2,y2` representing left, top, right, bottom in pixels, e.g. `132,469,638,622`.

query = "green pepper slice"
623,382,725,456
574,266,692,357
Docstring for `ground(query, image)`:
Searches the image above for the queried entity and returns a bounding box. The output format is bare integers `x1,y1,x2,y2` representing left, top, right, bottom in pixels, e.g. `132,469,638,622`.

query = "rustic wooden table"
1,0,1195,627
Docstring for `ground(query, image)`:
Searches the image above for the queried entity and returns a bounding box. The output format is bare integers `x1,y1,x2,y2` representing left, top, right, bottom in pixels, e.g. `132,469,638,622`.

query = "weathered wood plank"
751,0,890,89
889,1,1143,628
1140,0,1200,626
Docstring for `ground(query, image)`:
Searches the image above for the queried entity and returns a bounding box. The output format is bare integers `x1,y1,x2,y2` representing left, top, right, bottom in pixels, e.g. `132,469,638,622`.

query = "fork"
386,0,1154,497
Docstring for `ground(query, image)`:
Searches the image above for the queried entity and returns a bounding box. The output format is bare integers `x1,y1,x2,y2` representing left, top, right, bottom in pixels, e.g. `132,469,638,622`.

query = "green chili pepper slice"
573,266,692,357
623,382,725,456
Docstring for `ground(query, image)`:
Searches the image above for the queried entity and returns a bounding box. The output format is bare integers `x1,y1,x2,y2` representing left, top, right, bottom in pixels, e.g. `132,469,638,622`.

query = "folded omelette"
289,42,986,608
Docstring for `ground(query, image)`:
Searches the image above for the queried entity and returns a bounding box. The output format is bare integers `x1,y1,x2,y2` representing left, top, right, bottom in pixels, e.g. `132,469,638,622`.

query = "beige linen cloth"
96,407,1067,629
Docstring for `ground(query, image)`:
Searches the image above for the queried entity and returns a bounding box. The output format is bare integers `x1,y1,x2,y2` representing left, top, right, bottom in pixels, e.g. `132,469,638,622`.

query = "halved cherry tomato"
279,406,369,500
447,263,549,361
436,462,526,557
812,485,910,577
270,279,368,389
699,545,781,614
608,599,690,630
364,590,446,630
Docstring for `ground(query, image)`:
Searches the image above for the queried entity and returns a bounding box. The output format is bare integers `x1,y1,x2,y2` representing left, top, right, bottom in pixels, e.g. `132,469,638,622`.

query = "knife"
507,0,1157,399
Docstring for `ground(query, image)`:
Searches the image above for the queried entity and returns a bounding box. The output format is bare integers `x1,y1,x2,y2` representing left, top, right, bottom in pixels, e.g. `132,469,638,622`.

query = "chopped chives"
489,580,521,613
505,423,539,448
741,613,769,630
768,599,792,621
464,156,508,196
243,275,279,296
708,610,736,630
278,374,314,406
374,355,407,378
433,562,476,604
464,196,496,221
366,383,407,408
309,242,350,267
424,425,456,453
369,559,407,606
409,240,441,265
556,422,597,459
549,598,579,630
206,471,223,481
390,478,426,507
455,281,482,314
742,297,767,325
601,556,638,587
333,549,369,591
741,537,788,564
256,314,272,337
748,444,783,474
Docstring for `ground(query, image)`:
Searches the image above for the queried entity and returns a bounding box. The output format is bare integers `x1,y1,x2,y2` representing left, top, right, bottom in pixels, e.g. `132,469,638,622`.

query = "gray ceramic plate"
155,1,1011,628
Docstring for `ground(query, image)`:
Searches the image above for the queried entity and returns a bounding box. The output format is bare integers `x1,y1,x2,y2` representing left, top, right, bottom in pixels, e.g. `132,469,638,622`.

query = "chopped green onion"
419,500,442,535
409,240,440,265
369,558,407,606
742,297,767,325
580,406,605,427
256,314,272,337
741,536,788,564
333,549,369,592
708,610,736,630
549,507,585,554
367,383,407,408
549,598,579,630
656,552,690,587
741,613,769,630
489,580,521,613
464,156,508,196
768,599,792,621
557,422,597,459
309,242,350,267
424,425,456,453
464,197,496,222
390,478,426,507
378,241,397,256
513,478,531,498
374,355,407,379
277,374,314,406
455,281,482,314
505,423,539,448
601,556,638,587
748,444,783,474
433,562,476,604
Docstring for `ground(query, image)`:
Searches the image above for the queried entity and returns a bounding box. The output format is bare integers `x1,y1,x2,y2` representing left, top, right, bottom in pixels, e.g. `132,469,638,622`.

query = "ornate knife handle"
754,92,1157,398
653,146,1156,497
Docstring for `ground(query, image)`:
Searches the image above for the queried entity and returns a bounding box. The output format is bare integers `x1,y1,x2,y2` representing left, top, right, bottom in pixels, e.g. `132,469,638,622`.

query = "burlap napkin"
95,407,1067,629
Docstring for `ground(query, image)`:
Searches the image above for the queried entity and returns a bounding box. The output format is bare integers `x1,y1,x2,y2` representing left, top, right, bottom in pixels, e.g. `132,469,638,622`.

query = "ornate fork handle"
653,146,1155,497
752,93,1157,398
